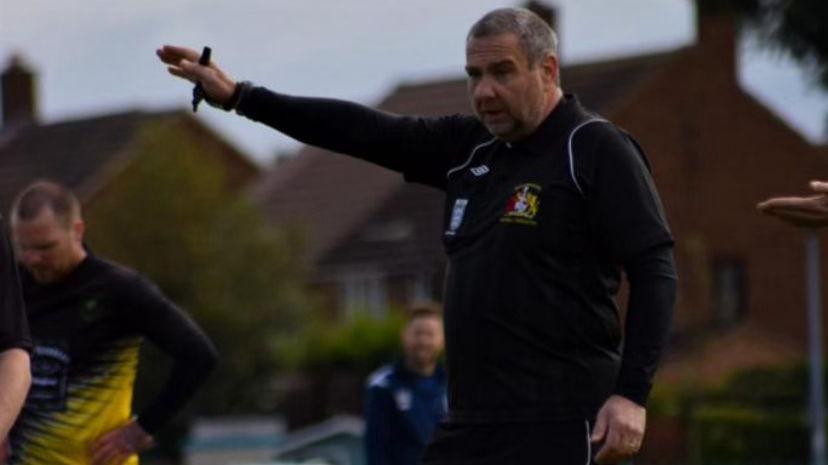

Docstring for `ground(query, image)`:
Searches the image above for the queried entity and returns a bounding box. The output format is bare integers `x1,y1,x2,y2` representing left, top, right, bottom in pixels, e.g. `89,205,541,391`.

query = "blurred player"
8,180,218,465
364,304,446,465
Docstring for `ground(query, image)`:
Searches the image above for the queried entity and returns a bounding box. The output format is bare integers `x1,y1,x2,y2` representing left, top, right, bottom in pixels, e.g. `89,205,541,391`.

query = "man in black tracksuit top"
8,181,218,465
158,7,677,465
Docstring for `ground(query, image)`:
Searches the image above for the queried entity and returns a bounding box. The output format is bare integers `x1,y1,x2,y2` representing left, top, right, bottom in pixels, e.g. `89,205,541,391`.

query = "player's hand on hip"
89,419,154,465
757,180,828,228
590,394,646,465
156,44,237,105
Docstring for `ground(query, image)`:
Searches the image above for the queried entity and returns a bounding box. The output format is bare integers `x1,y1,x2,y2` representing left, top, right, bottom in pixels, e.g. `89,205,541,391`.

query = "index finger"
90,439,118,465
156,45,201,65
757,196,823,211
594,427,619,464
812,181,828,194
89,431,112,455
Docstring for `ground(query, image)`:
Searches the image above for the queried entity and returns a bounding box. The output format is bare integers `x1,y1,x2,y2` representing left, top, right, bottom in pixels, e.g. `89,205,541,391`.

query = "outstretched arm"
155,45,482,189
757,180,828,228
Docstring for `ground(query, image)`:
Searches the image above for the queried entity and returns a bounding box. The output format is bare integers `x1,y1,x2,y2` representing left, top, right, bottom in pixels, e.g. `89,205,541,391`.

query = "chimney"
525,1,561,58
526,1,558,28
694,0,738,82
2,54,39,128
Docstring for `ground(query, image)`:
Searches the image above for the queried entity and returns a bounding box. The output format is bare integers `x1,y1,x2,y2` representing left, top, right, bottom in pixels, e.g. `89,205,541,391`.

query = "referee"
158,7,677,464
8,181,218,465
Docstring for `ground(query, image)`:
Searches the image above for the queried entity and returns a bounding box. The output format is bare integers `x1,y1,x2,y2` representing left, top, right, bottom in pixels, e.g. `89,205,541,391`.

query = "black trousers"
420,419,596,465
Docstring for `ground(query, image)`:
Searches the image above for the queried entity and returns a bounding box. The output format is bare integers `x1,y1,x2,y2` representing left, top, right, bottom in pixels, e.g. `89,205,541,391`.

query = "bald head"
10,180,81,229
10,181,86,284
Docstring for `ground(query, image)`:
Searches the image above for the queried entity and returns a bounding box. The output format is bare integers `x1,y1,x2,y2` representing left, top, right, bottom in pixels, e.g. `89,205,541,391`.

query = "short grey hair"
467,7,559,67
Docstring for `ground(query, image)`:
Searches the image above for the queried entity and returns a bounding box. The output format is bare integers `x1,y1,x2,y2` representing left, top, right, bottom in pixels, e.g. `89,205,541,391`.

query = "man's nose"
23,250,42,265
473,76,497,101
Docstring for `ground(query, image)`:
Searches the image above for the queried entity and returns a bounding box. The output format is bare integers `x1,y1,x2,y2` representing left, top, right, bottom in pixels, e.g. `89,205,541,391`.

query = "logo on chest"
501,183,541,226
470,165,490,177
80,298,102,323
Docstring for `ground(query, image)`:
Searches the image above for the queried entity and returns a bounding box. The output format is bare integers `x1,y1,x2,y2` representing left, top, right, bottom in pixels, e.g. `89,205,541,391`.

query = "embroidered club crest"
501,183,541,225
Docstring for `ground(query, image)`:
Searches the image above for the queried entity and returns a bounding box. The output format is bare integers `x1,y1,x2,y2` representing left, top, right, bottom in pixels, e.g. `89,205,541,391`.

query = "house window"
407,274,434,304
712,258,746,327
342,272,387,319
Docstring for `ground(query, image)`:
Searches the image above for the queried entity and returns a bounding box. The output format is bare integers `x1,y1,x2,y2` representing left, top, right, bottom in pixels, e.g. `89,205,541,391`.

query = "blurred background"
1,0,827,464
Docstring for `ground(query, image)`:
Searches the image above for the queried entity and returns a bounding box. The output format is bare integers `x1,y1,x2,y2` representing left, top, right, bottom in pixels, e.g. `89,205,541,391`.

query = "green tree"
703,0,828,88
84,119,311,458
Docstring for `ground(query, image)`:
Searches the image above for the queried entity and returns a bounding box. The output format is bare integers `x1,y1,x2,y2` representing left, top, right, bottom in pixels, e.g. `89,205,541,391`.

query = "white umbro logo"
470,165,490,177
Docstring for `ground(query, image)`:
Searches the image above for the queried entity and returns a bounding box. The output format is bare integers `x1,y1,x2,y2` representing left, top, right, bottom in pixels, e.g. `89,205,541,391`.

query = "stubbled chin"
484,122,512,138
30,270,58,284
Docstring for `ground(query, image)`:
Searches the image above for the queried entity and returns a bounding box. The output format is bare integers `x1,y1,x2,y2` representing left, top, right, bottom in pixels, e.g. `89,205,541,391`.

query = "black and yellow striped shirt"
10,254,217,465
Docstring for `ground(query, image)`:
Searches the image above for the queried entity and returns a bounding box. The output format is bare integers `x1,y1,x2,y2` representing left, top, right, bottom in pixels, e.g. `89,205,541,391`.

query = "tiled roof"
0,110,158,211
0,109,259,214
316,182,446,278
562,50,681,113
254,49,684,269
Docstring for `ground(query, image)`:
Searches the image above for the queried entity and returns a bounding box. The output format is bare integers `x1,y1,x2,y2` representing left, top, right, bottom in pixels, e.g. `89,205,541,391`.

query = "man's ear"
73,219,86,242
540,53,559,88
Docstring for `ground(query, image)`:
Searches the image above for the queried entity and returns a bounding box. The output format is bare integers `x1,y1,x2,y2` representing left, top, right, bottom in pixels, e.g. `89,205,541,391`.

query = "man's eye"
494,68,512,79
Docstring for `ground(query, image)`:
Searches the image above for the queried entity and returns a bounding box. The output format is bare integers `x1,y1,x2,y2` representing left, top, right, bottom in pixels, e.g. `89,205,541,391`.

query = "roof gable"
0,111,152,208
0,109,259,213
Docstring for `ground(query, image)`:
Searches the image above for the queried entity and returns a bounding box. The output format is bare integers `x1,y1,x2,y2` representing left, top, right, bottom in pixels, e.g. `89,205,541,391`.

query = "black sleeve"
0,218,30,353
579,123,674,262
614,246,677,406
237,86,480,189
576,123,676,405
122,277,218,434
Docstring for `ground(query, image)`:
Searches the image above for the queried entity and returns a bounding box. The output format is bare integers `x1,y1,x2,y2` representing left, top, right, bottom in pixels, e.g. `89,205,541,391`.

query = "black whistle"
191,46,212,112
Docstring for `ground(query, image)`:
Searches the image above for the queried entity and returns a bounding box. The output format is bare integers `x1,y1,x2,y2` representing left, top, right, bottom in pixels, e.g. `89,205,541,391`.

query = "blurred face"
402,315,444,372
465,33,558,141
13,208,86,284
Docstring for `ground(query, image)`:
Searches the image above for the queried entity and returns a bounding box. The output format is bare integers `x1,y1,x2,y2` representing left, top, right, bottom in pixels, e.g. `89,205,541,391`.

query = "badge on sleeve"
446,198,469,236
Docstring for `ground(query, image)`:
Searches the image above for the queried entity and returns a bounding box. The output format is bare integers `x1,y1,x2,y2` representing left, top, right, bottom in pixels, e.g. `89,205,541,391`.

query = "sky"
1,0,826,165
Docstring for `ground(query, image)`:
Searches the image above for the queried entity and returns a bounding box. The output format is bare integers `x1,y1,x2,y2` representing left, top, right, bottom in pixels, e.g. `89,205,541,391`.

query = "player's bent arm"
136,314,218,434
0,348,30,439
125,278,218,434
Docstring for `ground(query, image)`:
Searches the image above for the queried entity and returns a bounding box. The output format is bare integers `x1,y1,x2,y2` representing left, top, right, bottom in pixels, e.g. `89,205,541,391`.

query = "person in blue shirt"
364,303,446,465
